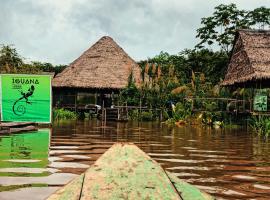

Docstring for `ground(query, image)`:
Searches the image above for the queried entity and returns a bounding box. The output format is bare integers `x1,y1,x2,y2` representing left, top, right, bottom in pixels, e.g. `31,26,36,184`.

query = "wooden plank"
9,125,38,133
167,172,215,200
0,125,37,134
0,122,36,128
81,143,182,200
47,174,84,200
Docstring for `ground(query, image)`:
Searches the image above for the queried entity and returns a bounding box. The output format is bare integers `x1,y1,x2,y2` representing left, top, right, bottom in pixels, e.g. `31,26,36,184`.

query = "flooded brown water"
0,120,270,199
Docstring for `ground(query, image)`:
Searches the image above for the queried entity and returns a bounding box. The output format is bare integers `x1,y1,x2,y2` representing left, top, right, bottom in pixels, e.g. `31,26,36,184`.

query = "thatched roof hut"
52,36,141,90
222,29,270,87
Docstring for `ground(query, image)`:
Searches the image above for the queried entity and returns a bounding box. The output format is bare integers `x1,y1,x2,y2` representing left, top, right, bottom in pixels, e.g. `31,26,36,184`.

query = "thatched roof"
222,29,270,86
52,36,141,90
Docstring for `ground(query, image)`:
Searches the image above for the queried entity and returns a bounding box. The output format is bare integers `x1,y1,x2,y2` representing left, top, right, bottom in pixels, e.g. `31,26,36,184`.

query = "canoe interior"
47,143,214,200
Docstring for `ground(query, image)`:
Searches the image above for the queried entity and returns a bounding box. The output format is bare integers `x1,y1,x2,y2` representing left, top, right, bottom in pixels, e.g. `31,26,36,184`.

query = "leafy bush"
201,111,223,125
128,109,139,120
172,101,192,121
165,118,176,125
140,111,154,121
250,116,270,137
53,108,77,120
162,110,170,121
128,109,156,121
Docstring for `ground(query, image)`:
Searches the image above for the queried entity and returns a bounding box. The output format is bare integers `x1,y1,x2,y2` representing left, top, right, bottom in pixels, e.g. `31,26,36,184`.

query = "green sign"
0,74,52,123
0,129,50,169
254,94,267,112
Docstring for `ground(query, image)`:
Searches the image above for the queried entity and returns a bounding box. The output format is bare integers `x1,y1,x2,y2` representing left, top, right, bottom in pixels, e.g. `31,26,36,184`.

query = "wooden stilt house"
222,29,270,113
52,36,142,110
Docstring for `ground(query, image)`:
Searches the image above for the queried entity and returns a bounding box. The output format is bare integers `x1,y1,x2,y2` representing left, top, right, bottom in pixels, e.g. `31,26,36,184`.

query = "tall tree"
0,45,23,72
248,7,270,29
196,4,270,53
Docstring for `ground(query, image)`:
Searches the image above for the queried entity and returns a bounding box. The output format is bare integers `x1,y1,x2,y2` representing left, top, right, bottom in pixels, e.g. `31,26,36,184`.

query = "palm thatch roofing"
222,29,270,86
52,36,141,90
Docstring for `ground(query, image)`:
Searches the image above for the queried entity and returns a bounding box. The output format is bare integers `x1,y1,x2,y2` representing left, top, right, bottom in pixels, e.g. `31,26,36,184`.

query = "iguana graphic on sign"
12,85,35,116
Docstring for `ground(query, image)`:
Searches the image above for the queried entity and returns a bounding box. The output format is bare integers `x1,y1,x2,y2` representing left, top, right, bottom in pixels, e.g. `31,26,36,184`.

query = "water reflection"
0,120,269,199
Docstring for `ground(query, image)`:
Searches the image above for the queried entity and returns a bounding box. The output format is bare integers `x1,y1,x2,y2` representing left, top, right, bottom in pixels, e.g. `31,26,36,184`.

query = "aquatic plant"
128,109,157,121
128,109,139,120
250,116,270,137
196,100,225,128
165,101,192,125
53,108,77,120
140,111,154,121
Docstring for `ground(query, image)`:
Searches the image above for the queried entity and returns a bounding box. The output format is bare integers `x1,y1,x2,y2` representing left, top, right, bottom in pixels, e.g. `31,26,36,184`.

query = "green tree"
248,7,270,29
0,45,23,72
31,62,67,75
32,61,54,72
196,4,270,53
54,65,67,75
182,49,228,84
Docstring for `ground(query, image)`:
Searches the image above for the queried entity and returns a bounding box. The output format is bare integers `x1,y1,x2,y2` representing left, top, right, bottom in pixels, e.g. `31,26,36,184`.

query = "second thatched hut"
222,29,270,113
222,29,270,87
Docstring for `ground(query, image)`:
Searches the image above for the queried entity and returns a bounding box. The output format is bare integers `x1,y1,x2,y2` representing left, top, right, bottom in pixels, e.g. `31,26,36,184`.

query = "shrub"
140,111,153,121
172,101,192,121
53,108,77,120
249,116,270,137
128,109,139,120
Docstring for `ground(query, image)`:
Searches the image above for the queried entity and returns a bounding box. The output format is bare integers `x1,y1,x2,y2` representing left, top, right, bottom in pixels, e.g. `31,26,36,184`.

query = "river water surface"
0,120,270,199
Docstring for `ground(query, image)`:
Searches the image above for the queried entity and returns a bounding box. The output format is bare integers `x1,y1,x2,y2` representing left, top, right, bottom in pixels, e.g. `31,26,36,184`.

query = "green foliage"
128,109,139,120
0,45,23,72
32,62,67,75
127,48,229,113
162,110,170,121
201,111,222,126
140,111,154,121
128,109,156,121
196,4,270,53
182,49,228,84
172,101,192,121
248,7,270,29
119,83,140,106
53,108,77,120
165,118,177,125
0,45,67,74
250,116,270,137
200,101,224,126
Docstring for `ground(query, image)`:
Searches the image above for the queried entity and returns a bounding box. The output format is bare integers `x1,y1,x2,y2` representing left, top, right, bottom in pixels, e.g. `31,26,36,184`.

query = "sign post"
0,74,52,123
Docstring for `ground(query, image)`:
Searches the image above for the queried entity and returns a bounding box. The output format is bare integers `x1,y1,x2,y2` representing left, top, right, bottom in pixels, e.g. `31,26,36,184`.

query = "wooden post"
104,108,107,124
102,100,105,121
75,93,77,113
126,102,128,120
160,108,163,121
139,99,142,121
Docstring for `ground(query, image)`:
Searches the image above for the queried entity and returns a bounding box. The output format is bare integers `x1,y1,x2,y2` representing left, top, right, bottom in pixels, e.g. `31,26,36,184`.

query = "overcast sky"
0,0,269,65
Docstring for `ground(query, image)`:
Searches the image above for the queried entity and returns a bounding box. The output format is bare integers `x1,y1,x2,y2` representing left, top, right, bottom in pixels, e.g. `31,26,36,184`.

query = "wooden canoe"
47,143,214,200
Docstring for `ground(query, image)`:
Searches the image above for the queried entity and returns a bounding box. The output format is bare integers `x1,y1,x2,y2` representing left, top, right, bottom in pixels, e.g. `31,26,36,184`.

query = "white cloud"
0,0,269,64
